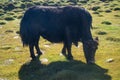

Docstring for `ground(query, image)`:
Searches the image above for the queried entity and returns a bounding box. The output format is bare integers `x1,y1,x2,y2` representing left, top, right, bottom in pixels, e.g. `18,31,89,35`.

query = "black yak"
20,6,99,64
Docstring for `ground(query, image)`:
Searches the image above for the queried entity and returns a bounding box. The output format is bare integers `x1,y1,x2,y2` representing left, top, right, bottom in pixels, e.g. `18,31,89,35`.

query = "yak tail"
20,14,30,47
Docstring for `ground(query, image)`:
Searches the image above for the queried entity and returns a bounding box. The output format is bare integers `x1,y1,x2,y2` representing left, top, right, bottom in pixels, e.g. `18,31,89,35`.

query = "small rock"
15,47,21,51
41,50,45,54
0,78,8,80
8,59,14,62
0,25,3,29
44,44,50,48
106,58,114,63
40,58,48,63
53,43,57,45
4,59,14,65
59,53,63,56
13,36,19,39
77,45,80,48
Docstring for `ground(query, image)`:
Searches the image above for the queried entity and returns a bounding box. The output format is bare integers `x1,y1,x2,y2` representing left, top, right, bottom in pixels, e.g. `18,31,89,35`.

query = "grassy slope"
0,0,120,80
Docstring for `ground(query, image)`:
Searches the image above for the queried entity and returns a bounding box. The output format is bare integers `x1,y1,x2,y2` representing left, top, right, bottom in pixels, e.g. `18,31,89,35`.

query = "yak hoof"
37,51,43,56
37,53,42,57
87,61,95,64
31,56,37,60
67,56,73,60
62,53,67,57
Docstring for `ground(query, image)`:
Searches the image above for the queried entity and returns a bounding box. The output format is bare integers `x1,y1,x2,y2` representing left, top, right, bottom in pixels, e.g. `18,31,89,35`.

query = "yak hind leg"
35,43,42,56
66,42,73,60
61,42,73,60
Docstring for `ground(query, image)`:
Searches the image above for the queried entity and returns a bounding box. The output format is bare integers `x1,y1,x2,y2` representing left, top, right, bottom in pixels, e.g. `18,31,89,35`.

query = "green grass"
0,0,120,80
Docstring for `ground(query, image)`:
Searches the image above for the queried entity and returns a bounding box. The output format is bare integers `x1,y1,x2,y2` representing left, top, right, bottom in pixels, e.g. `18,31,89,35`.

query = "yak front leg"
29,44,36,60
35,37,42,56
61,43,67,56
65,27,73,60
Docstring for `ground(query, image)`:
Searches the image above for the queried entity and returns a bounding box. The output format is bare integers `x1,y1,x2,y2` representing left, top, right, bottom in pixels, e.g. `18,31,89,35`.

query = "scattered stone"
4,59,14,65
77,45,80,48
8,59,14,62
41,50,45,54
15,47,21,51
59,53,63,56
53,43,57,45
0,25,2,29
13,36,19,39
106,58,114,63
44,44,50,48
40,58,48,63
0,78,8,80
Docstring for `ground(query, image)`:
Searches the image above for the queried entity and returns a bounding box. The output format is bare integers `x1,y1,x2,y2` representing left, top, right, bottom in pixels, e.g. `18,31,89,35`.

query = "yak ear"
94,37,99,45
95,37,99,41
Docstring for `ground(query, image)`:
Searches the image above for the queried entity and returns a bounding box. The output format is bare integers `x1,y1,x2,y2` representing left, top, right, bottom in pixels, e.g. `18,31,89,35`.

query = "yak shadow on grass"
19,58,111,80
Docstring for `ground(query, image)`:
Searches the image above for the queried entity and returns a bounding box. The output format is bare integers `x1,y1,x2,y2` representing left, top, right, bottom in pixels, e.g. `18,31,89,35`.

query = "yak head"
83,37,99,64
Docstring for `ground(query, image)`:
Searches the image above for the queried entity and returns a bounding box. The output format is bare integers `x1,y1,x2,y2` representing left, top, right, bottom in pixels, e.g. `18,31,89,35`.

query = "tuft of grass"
0,45,11,50
106,37,120,42
96,31,107,35
101,21,112,25
0,21,6,25
4,16,15,21
3,3,16,11
0,13,4,16
114,7,120,11
34,2,42,5
42,2,49,6
7,12,15,15
93,11,100,14
105,9,112,13
98,14,104,17
20,3,26,9
91,6,100,11
79,0,87,3
114,14,120,17
16,31,20,34
5,30,14,33
26,2,34,8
